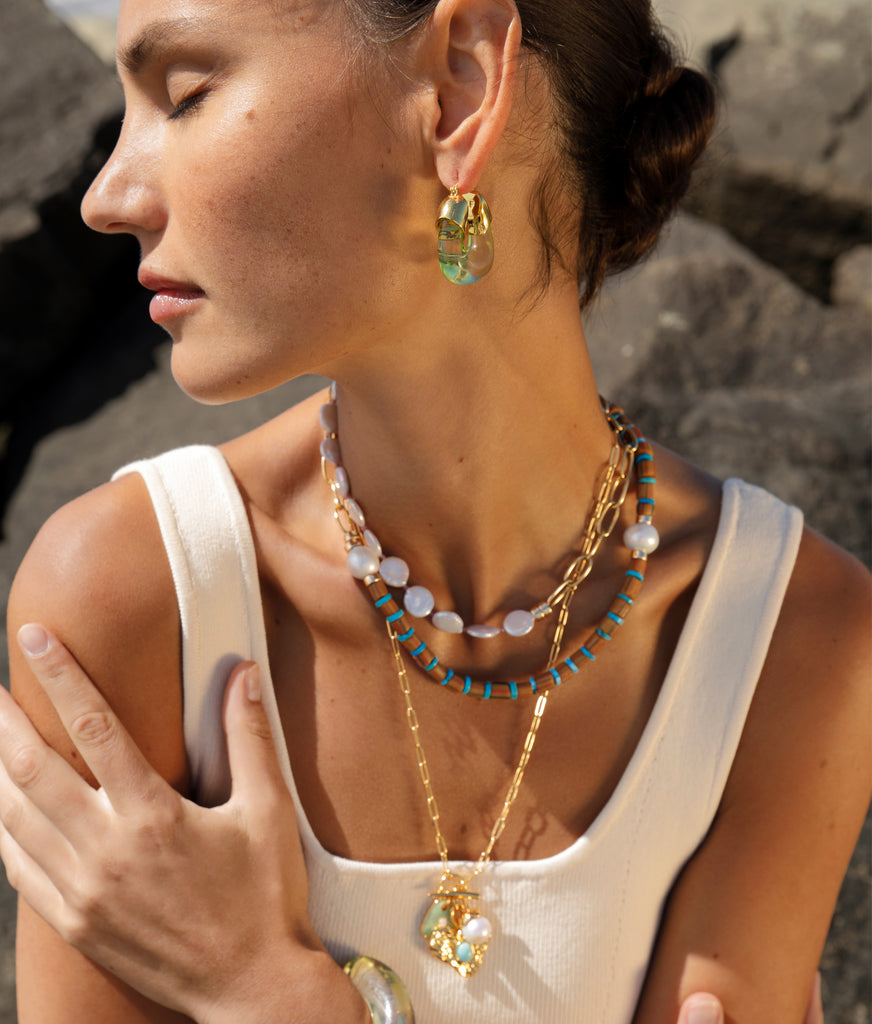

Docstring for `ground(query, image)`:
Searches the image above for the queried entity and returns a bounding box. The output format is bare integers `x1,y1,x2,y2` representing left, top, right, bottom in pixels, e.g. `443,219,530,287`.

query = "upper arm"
6,474,192,1023
634,527,872,1023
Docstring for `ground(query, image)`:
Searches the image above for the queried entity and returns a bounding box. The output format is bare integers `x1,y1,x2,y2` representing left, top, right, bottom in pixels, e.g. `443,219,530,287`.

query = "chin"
172,347,300,406
170,357,260,406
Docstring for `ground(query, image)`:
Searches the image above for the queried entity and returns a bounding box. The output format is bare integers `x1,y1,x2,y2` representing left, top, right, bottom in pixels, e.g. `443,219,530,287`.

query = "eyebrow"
118,18,202,75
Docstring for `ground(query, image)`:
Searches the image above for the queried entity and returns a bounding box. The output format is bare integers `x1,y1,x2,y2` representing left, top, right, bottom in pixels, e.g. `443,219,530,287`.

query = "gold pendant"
420,871,493,977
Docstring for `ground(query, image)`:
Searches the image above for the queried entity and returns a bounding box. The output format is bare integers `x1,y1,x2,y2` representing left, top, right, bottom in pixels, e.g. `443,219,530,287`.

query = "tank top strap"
113,445,262,804
636,477,805,830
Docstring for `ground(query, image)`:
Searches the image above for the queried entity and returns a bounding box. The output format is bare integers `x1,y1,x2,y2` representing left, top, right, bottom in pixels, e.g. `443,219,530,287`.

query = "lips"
139,269,206,324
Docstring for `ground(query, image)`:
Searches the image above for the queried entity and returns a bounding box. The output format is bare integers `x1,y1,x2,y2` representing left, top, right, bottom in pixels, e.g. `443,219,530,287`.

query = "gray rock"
0,0,133,425
0,0,120,239
62,13,117,64
587,210,871,562
717,5,871,207
655,0,869,71
832,245,872,317
654,1,872,301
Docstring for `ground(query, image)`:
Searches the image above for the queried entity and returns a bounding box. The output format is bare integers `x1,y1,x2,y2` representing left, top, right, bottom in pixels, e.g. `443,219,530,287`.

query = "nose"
81,121,165,238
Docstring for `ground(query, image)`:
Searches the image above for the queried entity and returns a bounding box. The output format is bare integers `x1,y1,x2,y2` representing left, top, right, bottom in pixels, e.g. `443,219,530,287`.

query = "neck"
320,279,616,626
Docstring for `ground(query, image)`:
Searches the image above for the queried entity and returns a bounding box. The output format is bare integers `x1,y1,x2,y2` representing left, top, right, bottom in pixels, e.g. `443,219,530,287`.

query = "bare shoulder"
7,472,187,790
776,523,871,673
730,524,872,810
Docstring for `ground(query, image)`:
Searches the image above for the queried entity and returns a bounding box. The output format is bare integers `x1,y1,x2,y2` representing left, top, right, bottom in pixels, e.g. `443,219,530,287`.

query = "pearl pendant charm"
420,872,491,977
623,522,660,554
461,914,493,944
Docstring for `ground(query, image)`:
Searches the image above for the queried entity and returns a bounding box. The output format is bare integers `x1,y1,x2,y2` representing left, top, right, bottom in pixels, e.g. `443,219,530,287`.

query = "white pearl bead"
405,586,435,618
466,624,501,639
380,557,410,588
346,545,380,579
503,609,534,637
363,529,382,556
319,437,341,464
462,916,492,943
318,402,338,433
333,466,349,499
432,611,464,634
623,522,660,554
345,498,365,528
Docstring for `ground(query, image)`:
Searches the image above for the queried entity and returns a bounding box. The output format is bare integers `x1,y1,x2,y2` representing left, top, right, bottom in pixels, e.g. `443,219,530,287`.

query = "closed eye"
168,90,207,121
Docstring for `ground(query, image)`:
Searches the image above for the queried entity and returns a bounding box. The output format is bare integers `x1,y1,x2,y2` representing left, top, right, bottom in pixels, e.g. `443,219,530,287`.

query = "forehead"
116,0,332,66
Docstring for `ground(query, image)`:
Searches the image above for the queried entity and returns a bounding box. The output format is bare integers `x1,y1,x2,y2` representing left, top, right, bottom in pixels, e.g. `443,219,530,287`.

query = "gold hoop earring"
436,186,494,285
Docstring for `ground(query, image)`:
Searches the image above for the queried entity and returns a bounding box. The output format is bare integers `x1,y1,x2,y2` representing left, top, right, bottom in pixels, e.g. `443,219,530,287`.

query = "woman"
1,0,868,1020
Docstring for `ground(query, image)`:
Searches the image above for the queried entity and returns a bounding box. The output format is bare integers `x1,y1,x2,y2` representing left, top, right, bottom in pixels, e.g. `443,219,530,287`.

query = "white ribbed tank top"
115,446,803,1024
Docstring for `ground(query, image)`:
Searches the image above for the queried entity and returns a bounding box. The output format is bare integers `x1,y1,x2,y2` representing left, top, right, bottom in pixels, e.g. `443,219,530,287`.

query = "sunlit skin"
1,0,868,1021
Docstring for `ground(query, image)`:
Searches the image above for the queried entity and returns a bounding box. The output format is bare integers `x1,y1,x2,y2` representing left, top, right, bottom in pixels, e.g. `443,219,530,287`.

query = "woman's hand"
678,972,823,1024
0,625,365,1024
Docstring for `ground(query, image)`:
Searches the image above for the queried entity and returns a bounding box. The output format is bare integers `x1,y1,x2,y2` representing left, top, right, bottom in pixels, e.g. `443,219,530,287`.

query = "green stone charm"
436,190,494,285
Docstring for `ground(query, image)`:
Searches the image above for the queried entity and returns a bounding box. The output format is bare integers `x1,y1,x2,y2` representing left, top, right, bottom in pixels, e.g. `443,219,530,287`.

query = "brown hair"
346,0,716,306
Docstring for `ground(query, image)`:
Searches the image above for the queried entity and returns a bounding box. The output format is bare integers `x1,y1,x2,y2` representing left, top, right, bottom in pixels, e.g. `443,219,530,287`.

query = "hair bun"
606,58,716,276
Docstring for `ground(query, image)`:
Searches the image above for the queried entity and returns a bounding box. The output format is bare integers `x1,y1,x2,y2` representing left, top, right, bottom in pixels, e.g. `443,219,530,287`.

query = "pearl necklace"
320,387,650,641
321,389,660,698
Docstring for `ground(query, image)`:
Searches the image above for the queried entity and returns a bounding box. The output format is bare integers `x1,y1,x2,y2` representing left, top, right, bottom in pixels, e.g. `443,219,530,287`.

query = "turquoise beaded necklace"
321,393,659,699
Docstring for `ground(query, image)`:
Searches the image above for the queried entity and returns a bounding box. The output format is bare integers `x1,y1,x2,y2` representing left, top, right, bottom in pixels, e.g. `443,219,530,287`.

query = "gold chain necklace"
387,432,636,977
320,394,656,976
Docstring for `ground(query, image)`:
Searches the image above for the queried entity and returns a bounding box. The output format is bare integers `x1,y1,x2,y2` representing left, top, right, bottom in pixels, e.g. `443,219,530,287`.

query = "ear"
422,0,521,191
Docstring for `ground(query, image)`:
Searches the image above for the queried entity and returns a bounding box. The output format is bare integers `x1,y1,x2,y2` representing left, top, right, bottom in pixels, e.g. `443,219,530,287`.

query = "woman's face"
84,0,431,402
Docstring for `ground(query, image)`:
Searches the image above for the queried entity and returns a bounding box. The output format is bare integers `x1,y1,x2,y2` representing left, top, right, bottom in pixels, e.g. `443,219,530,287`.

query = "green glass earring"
436,187,494,285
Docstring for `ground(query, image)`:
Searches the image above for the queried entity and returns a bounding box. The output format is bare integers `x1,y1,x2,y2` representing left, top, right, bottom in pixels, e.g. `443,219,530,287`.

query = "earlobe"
425,0,521,191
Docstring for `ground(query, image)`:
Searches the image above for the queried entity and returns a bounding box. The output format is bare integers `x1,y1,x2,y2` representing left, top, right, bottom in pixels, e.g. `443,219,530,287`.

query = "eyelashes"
168,90,207,121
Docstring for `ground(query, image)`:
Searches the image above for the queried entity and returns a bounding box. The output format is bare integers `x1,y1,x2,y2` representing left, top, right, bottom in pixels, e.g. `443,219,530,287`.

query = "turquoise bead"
455,941,474,963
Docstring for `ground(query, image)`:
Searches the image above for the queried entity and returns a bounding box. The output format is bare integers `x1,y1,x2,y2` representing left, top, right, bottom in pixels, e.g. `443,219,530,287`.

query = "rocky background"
0,0,869,1020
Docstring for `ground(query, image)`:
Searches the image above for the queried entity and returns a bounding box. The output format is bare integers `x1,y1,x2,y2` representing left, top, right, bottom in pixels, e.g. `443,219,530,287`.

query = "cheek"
164,68,428,397
188,101,371,310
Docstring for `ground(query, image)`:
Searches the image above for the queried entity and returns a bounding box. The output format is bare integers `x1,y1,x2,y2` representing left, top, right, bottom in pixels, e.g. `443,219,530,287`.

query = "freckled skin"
82,0,437,404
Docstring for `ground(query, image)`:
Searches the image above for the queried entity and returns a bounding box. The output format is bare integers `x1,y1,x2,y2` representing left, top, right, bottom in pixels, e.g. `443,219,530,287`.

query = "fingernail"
244,665,262,703
17,624,49,658
687,997,723,1024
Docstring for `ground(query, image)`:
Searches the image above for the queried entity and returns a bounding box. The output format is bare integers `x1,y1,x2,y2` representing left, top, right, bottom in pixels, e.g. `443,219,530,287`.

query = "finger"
16,624,167,811
0,824,68,939
223,664,290,817
0,761,78,883
805,972,824,1024
677,994,723,1024
0,684,99,844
